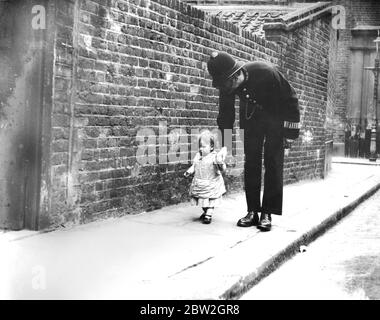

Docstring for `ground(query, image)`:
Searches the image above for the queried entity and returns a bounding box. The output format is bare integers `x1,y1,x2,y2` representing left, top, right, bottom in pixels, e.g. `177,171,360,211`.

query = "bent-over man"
207,52,300,231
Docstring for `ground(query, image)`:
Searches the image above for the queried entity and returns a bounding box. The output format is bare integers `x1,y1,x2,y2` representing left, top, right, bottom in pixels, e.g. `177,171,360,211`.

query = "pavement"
241,187,380,300
1,158,380,300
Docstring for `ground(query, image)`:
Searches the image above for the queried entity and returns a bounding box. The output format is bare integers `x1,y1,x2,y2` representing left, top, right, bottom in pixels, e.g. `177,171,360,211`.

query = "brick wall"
265,13,333,183
39,0,334,229
288,17,332,182
350,0,380,27
327,26,339,144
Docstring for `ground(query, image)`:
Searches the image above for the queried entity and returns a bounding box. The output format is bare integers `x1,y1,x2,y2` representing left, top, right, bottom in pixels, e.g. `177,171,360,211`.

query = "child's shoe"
199,208,207,221
202,214,212,224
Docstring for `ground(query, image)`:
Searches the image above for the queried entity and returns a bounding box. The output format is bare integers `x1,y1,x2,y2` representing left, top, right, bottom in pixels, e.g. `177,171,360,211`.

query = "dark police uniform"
217,61,300,215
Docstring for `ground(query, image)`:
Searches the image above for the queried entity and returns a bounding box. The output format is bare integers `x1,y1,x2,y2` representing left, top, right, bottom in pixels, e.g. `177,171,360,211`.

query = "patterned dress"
189,151,226,207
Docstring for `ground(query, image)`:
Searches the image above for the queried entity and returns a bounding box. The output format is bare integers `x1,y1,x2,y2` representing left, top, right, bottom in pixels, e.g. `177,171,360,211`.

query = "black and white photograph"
1,0,380,304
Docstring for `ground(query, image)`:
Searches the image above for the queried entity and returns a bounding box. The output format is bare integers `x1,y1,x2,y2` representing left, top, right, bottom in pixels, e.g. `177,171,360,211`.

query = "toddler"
184,131,227,224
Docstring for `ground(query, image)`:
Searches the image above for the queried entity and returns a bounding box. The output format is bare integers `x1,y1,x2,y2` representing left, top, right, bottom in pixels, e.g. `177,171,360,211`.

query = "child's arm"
184,152,200,178
184,164,195,178
215,147,227,172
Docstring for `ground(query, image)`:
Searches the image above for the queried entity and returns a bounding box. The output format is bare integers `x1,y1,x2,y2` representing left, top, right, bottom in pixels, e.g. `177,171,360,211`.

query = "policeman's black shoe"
257,213,272,232
237,212,260,227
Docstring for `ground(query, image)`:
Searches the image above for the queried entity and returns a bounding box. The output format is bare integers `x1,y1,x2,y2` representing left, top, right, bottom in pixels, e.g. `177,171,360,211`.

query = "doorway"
346,30,380,158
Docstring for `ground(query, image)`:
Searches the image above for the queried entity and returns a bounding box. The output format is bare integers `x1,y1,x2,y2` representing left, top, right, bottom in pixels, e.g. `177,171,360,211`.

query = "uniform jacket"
217,61,300,139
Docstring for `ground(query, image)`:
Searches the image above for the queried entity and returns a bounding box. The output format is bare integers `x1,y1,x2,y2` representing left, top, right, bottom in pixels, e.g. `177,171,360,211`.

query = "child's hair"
198,130,215,151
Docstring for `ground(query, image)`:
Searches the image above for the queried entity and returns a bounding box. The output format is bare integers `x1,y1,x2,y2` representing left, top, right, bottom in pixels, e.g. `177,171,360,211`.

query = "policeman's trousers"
243,112,284,215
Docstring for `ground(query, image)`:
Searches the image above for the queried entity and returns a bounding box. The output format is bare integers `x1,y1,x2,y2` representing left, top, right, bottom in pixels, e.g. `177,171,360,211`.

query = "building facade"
328,0,380,158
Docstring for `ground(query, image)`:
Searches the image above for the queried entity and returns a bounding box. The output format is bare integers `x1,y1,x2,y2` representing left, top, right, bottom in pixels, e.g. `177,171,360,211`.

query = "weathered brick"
53,128,70,140
52,140,69,153
51,153,69,166
52,114,71,127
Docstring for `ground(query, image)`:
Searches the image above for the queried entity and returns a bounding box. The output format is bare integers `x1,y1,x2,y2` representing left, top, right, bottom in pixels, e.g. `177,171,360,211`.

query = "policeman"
207,52,300,231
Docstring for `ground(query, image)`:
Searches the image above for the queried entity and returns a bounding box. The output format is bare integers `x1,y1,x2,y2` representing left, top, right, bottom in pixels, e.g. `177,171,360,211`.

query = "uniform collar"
242,65,249,83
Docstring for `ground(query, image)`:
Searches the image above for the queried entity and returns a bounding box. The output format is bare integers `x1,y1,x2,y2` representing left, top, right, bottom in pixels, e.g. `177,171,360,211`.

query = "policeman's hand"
284,139,294,157
283,138,294,149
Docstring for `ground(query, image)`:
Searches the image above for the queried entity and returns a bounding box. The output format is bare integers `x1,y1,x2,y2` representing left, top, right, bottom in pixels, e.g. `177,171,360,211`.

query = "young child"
184,131,227,224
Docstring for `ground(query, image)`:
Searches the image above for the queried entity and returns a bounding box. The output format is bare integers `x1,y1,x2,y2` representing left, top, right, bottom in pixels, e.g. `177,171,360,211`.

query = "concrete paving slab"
1,161,380,299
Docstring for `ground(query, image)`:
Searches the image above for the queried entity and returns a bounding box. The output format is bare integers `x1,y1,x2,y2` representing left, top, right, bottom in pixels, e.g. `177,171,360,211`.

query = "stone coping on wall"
193,5,295,37
153,0,334,48
183,0,332,39
194,5,295,12
152,0,280,50
263,1,332,32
